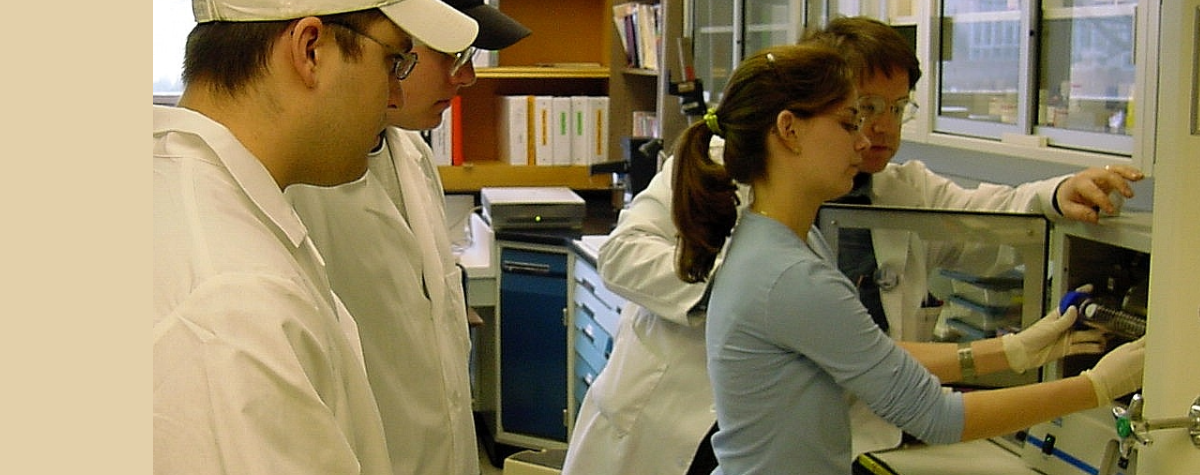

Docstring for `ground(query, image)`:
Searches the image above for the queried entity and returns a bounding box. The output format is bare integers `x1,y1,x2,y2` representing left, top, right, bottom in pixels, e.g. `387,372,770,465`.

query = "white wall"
1141,0,1200,472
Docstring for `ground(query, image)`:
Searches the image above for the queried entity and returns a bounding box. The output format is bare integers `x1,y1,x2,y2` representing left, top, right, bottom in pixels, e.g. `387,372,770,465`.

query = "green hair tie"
703,108,723,136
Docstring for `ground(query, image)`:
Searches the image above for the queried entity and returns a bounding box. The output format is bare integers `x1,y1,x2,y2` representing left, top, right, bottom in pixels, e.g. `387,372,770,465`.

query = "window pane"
744,0,798,59
693,0,735,106
153,0,196,96
938,1,1021,125
1037,1,1137,136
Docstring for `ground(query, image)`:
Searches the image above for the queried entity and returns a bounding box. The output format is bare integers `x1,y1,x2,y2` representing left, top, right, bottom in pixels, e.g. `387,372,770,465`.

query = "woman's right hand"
1081,337,1147,405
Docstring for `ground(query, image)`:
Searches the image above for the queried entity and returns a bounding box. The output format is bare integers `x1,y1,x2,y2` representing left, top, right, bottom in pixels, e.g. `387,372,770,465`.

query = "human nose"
865,110,899,133
388,78,405,109
855,129,871,151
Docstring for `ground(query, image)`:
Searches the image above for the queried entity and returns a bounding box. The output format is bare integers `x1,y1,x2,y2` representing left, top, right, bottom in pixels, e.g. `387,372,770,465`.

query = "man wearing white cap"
153,1,477,474
285,3,529,473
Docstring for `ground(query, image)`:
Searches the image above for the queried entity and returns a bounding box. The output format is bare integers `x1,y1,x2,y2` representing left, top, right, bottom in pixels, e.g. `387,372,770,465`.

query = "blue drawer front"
573,296,614,365
574,324,610,375
499,246,569,442
573,351,600,414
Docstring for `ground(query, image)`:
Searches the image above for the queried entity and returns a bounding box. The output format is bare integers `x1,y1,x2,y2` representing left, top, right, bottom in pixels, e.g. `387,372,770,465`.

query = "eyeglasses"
449,46,479,77
788,108,866,133
326,22,419,81
834,111,867,133
857,95,919,124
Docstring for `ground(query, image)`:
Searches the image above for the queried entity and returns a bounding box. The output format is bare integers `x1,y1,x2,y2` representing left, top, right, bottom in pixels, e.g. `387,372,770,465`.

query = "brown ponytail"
672,122,739,283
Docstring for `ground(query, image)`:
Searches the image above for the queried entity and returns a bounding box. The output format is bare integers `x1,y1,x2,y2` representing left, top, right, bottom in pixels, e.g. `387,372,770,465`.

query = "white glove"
1081,337,1146,404
1002,305,1106,373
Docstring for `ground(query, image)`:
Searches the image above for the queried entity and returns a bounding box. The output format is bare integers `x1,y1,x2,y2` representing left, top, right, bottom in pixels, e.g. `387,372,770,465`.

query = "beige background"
5,3,146,474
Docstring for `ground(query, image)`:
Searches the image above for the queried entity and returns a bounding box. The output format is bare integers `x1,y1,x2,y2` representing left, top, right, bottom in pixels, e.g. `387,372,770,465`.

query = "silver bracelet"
957,342,976,381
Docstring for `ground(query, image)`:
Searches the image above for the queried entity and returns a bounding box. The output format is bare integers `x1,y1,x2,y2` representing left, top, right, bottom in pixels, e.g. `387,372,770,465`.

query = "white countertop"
456,212,495,279
863,439,1039,475
573,234,611,262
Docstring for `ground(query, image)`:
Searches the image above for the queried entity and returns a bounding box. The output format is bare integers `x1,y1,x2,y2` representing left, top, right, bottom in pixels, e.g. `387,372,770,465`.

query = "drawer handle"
502,261,551,275
584,372,595,386
579,278,596,294
582,323,596,342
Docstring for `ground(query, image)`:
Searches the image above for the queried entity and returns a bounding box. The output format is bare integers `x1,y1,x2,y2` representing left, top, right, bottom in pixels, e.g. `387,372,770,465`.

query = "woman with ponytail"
670,44,1145,475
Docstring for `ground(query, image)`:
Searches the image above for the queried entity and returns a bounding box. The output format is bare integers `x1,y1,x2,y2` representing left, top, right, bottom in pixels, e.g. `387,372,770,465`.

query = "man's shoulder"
873,160,940,198
157,189,307,293
882,159,933,177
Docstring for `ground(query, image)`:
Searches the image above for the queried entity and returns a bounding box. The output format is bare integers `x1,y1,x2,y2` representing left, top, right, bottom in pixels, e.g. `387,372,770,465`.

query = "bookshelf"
438,160,614,192
437,0,684,193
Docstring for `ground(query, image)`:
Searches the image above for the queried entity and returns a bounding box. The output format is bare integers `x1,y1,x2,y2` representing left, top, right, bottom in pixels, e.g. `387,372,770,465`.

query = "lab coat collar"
153,105,309,249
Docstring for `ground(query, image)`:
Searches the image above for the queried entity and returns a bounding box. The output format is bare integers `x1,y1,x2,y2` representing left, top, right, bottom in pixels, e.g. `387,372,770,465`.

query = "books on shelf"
532,96,555,166
551,97,574,166
612,2,661,71
578,96,609,165
631,110,659,138
497,95,532,166
426,95,463,166
496,94,610,167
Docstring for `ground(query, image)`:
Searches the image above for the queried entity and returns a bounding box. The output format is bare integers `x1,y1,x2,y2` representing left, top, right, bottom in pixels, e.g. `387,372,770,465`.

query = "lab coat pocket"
588,320,669,437
444,265,471,352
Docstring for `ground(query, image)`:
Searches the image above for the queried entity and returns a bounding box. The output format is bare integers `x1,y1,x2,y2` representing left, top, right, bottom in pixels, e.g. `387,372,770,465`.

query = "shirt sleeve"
154,273,389,475
896,160,1066,218
763,261,965,445
598,155,709,326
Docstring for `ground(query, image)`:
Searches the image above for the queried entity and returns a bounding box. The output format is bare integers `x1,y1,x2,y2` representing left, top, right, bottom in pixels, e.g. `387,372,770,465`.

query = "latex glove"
1002,305,1106,373
1082,337,1147,404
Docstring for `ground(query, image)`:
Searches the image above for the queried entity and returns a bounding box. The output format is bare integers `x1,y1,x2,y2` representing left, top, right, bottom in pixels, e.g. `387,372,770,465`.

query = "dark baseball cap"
443,0,531,50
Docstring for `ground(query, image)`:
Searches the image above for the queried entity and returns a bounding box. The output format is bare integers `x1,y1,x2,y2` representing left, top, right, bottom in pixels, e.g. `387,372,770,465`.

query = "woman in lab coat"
563,17,1142,475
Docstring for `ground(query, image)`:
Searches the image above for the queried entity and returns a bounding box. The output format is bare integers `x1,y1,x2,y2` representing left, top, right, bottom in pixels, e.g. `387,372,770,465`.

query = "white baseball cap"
193,0,480,53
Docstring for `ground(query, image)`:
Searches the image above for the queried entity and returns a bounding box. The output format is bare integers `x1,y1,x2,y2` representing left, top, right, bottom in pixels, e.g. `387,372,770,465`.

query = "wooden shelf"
477,66,609,79
438,161,615,192
620,67,660,77
432,0,677,193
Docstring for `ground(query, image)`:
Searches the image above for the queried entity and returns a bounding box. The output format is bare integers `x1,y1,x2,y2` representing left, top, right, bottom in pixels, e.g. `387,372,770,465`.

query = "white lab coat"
286,128,478,475
563,138,1065,475
153,105,392,475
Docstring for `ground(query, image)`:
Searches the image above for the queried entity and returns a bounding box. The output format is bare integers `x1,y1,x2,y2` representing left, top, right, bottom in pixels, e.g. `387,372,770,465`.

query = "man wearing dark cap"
154,1,478,474
285,2,530,474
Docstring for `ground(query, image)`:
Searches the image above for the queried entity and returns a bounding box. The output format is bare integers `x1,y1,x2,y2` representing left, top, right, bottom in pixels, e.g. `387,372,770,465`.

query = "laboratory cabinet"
566,238,626,432
817,204,1052,388
481,233,627,456
492,240,573,450
1025,213,1153,475
822,204,1168,474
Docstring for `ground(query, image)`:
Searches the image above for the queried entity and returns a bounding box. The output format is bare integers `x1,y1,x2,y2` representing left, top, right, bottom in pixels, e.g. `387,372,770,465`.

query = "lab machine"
819,204,1158,474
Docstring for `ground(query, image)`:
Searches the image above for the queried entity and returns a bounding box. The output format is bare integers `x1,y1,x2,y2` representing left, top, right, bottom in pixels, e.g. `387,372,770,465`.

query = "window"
153,0,195,103
935,0,1141,155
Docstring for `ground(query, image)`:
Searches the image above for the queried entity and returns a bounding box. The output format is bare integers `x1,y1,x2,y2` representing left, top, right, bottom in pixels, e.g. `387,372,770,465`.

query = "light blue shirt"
707,212,964,475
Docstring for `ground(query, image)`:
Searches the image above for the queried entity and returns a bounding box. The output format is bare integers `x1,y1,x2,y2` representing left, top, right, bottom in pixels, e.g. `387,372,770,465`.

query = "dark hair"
671,43,855,283
182,9,386,97
802,16,922,90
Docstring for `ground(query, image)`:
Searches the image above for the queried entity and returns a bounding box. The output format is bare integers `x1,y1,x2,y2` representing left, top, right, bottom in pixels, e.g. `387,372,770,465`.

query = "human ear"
287,17,325,88
774,110,804,146
772,110,805,155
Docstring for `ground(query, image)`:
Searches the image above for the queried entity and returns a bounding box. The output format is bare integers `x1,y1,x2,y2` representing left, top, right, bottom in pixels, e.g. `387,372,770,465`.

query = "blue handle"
1059,290,1091,314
